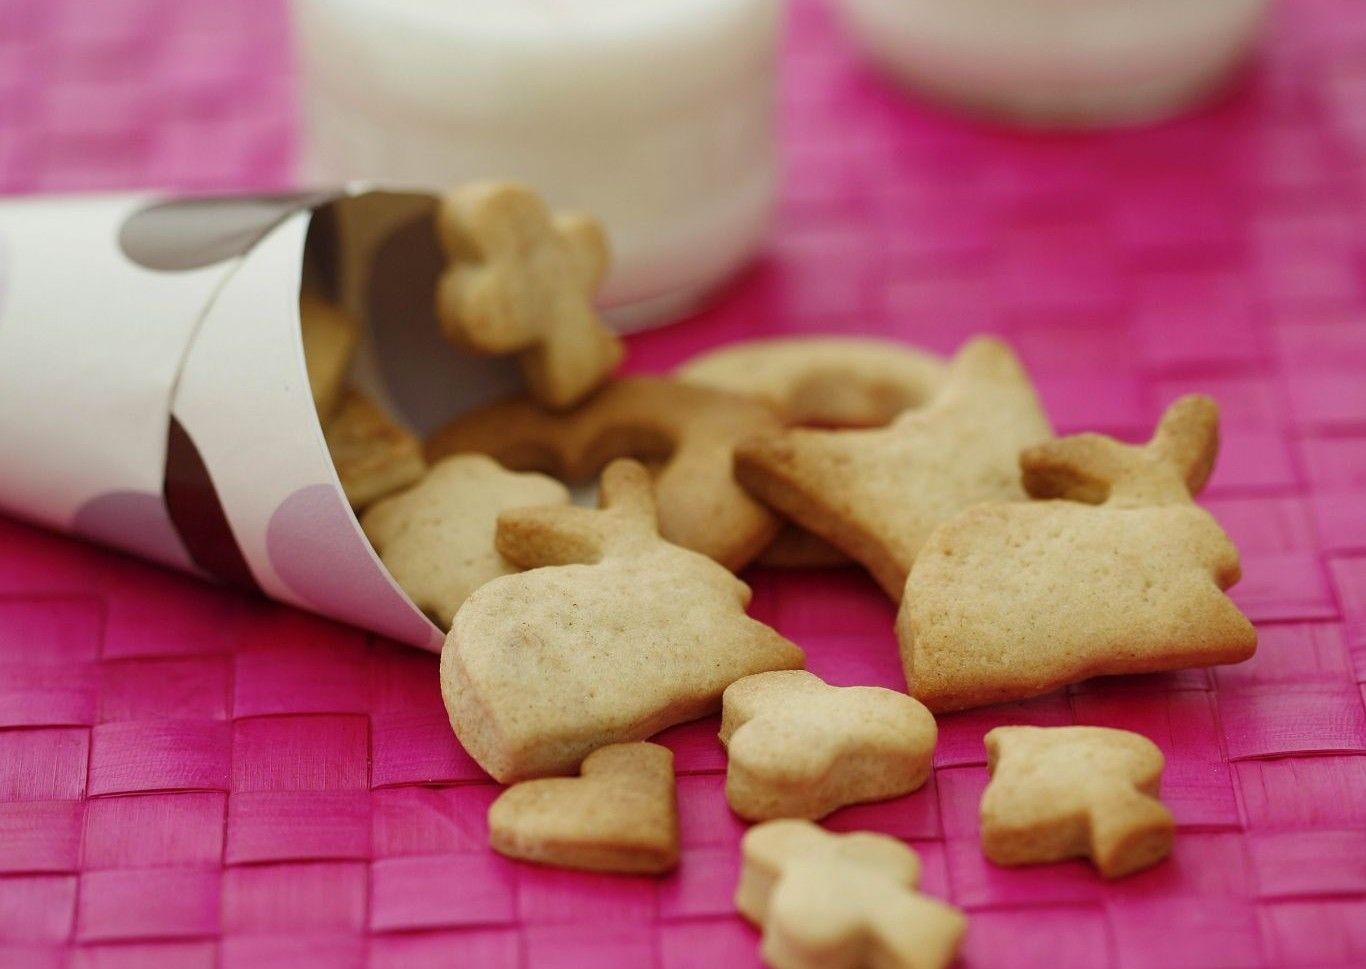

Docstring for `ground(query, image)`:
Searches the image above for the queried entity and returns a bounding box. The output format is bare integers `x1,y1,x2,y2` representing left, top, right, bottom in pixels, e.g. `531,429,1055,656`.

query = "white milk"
291,0,782,327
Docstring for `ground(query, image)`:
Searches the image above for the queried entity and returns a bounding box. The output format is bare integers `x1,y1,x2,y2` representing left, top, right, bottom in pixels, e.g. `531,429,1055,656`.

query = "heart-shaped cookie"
488,742,679,874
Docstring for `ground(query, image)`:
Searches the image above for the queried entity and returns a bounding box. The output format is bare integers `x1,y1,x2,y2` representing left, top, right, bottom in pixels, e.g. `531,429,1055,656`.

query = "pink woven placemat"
3,0,1366,966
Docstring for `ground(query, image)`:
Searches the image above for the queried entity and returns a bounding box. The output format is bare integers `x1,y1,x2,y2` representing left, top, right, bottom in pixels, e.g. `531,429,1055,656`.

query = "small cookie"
489,742,679,875
441,459,804,782
426,377,786,571
898,395,1257,712
678,336,947,428
735,337,1053,599
361,454,569,628
720,670,936,821
737,819,967,969
435,180,623,410
756,525,851,570
300,291,360,420
324,389,426,511
981,726,1174,878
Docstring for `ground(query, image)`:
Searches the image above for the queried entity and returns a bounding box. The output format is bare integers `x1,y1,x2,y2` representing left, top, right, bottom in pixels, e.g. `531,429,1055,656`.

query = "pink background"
3,0,1366,966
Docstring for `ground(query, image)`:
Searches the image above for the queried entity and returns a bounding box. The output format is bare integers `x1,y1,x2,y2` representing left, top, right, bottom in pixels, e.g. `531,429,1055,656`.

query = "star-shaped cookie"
361,454,569,628
735,337,1053,599
435,180,623,409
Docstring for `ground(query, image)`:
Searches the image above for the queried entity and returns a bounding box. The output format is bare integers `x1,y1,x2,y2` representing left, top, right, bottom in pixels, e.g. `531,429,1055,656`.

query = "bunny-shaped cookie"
899,395,1256,712
441,459,805,783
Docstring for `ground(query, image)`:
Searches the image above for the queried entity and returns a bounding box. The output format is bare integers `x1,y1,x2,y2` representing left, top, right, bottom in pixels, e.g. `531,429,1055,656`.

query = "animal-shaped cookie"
324,389,426,510
981,726,1174,878
441,459,804,782
300,291,359,420
735,337,1053,599
361,455,570,628
678,336,948,428
426,377,786,571
737,819,967,969
489,742,679,874
898,395,1257,712
720,671,936,821
435,180,623,410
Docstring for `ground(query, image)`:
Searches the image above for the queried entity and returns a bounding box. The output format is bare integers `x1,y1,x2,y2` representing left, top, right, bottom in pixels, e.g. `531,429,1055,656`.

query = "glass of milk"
291,0,782,329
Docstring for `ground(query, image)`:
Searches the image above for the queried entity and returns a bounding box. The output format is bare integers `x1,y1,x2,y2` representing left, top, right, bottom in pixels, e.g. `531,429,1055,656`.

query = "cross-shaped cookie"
737,819,966,969
436,180,623,410
981,725,1174,878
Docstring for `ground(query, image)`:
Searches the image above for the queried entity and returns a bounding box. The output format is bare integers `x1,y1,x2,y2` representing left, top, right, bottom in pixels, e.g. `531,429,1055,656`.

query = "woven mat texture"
2,0,1366,966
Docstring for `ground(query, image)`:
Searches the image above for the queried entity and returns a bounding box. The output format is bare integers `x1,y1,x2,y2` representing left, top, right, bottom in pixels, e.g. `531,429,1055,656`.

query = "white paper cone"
0,185,526,652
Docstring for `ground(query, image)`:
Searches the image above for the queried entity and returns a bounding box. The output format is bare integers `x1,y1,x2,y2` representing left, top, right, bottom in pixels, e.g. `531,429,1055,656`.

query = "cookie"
360,454,569,628
755,524,851,569
898,395,1257,712
489,742,679,874
441,459,805,782
300,291,360,420
720,670,936,821
981,725,1174,878
324,389,427,511
435,180,623,410
735,337,1053,599
737,819,967,969
426,377,786,571
678,336,947,428
684,336,948,571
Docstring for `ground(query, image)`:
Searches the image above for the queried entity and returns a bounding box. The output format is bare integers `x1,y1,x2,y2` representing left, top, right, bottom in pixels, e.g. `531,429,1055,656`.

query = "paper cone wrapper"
0,186,531,652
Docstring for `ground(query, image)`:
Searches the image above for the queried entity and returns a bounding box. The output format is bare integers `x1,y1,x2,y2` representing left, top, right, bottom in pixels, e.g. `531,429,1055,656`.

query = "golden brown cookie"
489,742,679,875
360,454,570,628
898,395,1257,712
678,336,948,428
735,337,1053,599
736,819,967,969
324,389,426,511
426,376,786,571
441,459,804,783
981,726,1174,878
300,292,360,421
720,671,937,821
682,336,949,571
755,525,851,570
435,180,623,410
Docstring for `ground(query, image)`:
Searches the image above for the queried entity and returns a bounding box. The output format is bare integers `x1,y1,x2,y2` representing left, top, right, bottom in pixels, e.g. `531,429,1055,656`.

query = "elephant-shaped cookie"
899,395,1256,712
